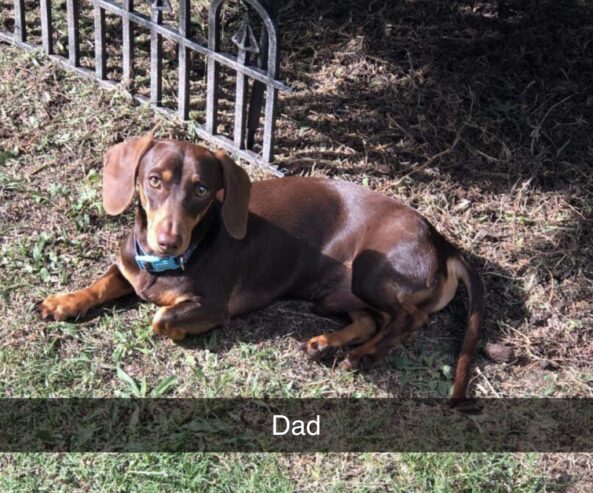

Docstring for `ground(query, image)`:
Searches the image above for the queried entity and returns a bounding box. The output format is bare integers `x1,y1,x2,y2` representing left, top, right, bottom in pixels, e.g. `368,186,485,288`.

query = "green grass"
0,453,553,493
0,454,294,493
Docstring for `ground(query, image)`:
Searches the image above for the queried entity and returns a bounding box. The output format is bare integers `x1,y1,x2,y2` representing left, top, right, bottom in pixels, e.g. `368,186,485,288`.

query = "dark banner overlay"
0,399,591,452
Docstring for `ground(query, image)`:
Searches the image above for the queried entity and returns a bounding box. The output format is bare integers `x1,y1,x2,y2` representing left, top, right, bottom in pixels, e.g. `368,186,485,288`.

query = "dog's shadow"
176,250,527,398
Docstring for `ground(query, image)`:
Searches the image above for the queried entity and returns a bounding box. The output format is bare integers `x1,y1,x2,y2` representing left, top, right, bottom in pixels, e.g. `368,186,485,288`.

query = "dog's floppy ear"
214,150,251,240
102,134,155,215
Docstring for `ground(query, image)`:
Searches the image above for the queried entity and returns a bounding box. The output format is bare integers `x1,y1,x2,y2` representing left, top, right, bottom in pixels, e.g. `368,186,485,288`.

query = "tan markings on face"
146,201,213,254
144,197,157,246
138,183,148,209
146,204,172,253
139,180,158,241
191,174,201,184
162,170,173,182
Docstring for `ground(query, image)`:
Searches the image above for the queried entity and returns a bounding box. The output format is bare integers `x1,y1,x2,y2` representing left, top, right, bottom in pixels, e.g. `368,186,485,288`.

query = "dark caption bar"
0,399,591,452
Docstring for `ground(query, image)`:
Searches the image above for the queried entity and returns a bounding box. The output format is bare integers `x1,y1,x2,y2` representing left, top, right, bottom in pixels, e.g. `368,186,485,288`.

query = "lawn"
1,0,592,490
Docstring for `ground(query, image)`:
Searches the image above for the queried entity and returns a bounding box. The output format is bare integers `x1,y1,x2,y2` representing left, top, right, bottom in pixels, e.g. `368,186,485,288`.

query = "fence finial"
150,0,172,14
232,14,260,54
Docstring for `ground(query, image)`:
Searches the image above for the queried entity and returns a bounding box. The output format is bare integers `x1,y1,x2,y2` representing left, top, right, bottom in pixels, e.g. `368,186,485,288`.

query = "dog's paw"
301,335,334,361
38,293,89,321
151,307,187,342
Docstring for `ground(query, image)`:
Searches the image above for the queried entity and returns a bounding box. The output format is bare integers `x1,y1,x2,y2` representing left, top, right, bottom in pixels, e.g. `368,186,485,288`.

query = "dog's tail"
449,252,485,404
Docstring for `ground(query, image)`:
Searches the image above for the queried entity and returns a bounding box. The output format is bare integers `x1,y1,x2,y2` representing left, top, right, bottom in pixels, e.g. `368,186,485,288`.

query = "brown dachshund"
39,135,484,401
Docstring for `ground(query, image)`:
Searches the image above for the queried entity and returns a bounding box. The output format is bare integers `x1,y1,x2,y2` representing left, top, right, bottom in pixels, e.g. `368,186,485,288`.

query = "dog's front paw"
151,307,187,342
38,293,90,321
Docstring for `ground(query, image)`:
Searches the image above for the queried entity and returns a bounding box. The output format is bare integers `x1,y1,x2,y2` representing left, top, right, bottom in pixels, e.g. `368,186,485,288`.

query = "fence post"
205,1,221,135
150,0,163,106
232,14,259,149
262,84,278,162
40,0,53,54
94,1,106,79
13,0,26,42
246,25,267,150
67,0,80,66
122,0,134,83
259,2,279,164
246,0,276,151
178,0,191,120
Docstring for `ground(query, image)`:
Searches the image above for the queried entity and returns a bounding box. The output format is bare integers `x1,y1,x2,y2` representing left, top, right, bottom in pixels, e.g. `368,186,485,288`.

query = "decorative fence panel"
0,0,291,172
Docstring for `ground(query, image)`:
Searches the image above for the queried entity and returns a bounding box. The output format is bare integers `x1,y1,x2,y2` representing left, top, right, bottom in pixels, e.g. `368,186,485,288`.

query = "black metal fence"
0,0,291,172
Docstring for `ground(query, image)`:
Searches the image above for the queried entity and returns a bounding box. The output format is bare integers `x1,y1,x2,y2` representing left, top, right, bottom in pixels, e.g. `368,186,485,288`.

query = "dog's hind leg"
339,249,431,369
339,306,427,369
302,310,378,361
310,289,367,316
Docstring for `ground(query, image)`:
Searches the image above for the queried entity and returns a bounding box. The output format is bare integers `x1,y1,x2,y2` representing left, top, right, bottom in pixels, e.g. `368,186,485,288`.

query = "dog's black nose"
157,233,181,253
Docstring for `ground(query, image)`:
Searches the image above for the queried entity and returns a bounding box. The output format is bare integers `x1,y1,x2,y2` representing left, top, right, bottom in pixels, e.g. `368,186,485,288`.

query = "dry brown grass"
275,0,593,398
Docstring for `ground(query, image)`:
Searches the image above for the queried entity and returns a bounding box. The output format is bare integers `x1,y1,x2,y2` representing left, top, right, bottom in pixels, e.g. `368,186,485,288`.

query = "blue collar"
135,239,198,273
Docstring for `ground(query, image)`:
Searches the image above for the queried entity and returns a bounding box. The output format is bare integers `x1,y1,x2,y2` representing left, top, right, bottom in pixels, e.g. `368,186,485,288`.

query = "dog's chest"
118,257,193,306
135,273,195,306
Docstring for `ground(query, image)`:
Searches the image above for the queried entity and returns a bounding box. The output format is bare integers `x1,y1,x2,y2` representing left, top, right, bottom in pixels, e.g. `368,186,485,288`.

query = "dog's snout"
149,212,191,255
157,224,182,252
157,232,181,252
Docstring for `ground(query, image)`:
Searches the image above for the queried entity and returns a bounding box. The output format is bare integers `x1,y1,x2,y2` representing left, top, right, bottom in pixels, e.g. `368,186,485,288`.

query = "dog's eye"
148,176,161,188
195,184,209,198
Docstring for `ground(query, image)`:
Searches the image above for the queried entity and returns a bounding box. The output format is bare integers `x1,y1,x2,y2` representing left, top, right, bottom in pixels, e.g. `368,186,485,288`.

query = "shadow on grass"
175,253,527,397
275,0,593,300
276,0,592,189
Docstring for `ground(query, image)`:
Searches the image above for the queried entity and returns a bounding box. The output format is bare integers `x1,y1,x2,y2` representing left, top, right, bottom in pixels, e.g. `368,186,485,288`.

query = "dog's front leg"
151,298,227,342
39,264,133,321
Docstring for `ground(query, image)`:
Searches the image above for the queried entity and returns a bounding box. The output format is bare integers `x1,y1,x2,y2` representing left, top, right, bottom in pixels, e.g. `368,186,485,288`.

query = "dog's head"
102,134,251,256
